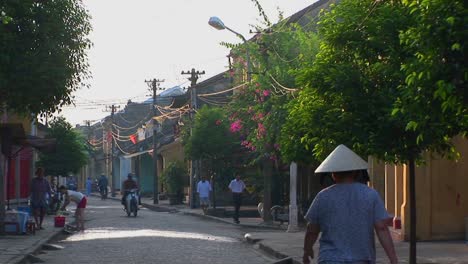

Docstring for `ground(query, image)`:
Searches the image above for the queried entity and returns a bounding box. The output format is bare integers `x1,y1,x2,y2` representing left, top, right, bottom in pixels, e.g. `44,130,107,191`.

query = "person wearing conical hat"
302,145,397,264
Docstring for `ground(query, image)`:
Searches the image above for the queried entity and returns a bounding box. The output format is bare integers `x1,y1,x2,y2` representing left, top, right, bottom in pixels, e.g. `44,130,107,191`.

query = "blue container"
17,206,31,216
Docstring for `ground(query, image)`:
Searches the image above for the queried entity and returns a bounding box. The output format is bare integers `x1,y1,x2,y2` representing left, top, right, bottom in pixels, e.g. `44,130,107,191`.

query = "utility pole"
181,68,205,209
83,120,92,189
145,78,165,204
104,105,120,197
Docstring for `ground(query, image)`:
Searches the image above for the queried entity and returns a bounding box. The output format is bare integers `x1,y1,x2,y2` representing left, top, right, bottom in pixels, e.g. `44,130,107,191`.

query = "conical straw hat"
315,144,368,173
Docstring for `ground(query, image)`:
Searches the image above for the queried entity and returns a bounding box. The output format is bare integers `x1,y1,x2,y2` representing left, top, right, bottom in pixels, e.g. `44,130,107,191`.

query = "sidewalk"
244,231,468,264
0,215,64,264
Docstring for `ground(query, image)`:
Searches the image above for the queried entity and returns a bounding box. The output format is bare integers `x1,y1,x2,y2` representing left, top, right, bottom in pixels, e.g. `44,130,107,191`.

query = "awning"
123,149,153,159
1,124,56,154
20,135,56,153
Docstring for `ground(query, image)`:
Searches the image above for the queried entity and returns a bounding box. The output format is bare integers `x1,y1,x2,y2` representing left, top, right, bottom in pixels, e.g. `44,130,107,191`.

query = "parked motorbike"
124,189,139,217
47,192,62,215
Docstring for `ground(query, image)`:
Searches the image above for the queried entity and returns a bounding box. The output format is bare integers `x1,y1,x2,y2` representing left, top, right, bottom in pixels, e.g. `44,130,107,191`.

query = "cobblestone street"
37,197,273,264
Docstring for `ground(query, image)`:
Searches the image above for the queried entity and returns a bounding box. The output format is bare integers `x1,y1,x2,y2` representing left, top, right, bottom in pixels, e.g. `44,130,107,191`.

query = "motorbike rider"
98,173,109,198
121,173,138,206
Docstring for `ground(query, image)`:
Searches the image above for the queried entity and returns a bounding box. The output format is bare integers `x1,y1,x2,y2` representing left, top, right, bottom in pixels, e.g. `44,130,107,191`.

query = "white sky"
61,0,317,126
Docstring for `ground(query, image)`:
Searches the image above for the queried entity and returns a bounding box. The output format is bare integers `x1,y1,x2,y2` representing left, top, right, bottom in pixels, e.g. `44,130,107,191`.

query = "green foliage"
286,0,467,163
38,117,88,176
160,162,187,195
227,23,319,164
395,0,467,158
183,105,238,160
0,0,92,115
0,10,12,24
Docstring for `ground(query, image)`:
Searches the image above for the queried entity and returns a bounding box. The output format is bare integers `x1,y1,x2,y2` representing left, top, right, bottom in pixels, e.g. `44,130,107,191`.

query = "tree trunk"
262,159,273,222
0,153,5,235
409,157,416,264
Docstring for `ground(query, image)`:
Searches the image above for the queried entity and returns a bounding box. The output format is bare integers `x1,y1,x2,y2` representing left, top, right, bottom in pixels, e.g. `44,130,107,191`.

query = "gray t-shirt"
305,183,389,264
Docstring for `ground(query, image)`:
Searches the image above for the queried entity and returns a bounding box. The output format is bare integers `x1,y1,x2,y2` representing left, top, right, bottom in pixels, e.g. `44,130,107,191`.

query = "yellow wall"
159,139,185,169
390,136,468,241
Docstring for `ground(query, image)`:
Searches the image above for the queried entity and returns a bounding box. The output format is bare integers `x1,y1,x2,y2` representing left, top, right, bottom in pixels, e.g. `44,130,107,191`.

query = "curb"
181,210,285,230
245,233,301,264
12,226,67,264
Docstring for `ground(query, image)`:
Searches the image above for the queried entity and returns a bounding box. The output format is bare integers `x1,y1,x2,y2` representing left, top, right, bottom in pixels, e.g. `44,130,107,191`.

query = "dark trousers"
232,193,242,222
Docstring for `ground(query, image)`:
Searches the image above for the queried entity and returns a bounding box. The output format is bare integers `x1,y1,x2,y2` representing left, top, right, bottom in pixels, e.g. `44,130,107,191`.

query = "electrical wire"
268,73,299,92
197,83,247,97
112,136,132,155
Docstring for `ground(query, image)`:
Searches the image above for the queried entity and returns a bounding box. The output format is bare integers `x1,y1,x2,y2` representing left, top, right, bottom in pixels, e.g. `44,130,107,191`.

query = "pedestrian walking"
197,176,212,215
228,173,246,224
303,144,397,264
59,186,87,231
85,176,92,196
30,167,52,230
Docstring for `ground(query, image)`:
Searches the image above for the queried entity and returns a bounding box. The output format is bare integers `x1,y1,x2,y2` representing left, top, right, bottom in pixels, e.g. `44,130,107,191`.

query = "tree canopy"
183,105,239,161
0,0,92,115
38,117,88,176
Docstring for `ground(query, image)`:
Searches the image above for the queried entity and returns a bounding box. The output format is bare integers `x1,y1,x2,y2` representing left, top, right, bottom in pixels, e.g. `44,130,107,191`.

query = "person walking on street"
228,173,246,224
98,173,109,199
30,167,52,230
85,176,92,196
197,176,212,215
303,144,398,264
59,186,87,231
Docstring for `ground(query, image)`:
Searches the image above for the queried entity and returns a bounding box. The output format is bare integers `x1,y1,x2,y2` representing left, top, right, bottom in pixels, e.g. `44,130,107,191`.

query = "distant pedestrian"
59,186,87,231
228,173,246,224
30,167,52,230
197,176,212,214
98,173,109,199
85,177,92,196
303,144,397,264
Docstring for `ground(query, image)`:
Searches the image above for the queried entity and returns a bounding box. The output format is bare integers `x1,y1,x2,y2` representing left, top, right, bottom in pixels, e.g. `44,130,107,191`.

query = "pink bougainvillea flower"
255,82,260,87
263,90,270,97
255,89,260,94
215,119,222,126
230,119,243,133
257,123,266,139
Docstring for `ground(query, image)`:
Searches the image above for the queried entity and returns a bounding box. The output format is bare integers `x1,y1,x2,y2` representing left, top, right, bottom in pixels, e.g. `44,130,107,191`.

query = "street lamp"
208,16,251,82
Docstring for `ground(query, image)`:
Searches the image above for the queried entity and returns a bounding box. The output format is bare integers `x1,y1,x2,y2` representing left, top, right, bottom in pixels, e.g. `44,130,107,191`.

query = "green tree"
182,105,240,188
285,0,466,262
226,22,319,165
160,161,187,204
0,0,92,115
38,117,88,176
395,0,468,158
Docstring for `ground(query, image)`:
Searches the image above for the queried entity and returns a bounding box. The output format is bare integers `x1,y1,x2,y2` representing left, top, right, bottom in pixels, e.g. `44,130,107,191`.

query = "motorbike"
124,189,139,217
47,192,62,215
99,186,108,200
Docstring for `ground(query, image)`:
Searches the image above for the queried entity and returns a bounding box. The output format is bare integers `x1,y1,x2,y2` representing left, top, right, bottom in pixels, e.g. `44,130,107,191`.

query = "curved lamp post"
208,16,251,82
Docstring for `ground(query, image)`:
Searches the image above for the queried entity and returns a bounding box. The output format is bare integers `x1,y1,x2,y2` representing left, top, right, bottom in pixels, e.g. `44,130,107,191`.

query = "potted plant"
161,162,186,205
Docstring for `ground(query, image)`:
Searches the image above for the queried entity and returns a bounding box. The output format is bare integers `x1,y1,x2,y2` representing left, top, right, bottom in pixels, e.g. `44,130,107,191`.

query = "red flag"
130,134,137,144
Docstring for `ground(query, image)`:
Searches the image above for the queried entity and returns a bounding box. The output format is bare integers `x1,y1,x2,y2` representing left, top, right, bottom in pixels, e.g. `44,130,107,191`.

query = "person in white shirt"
197,176,212,215
59,186,87,231
228,174,246,224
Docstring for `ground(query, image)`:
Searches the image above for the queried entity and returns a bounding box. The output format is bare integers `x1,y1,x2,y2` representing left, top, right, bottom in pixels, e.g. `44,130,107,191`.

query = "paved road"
36,196,273,264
